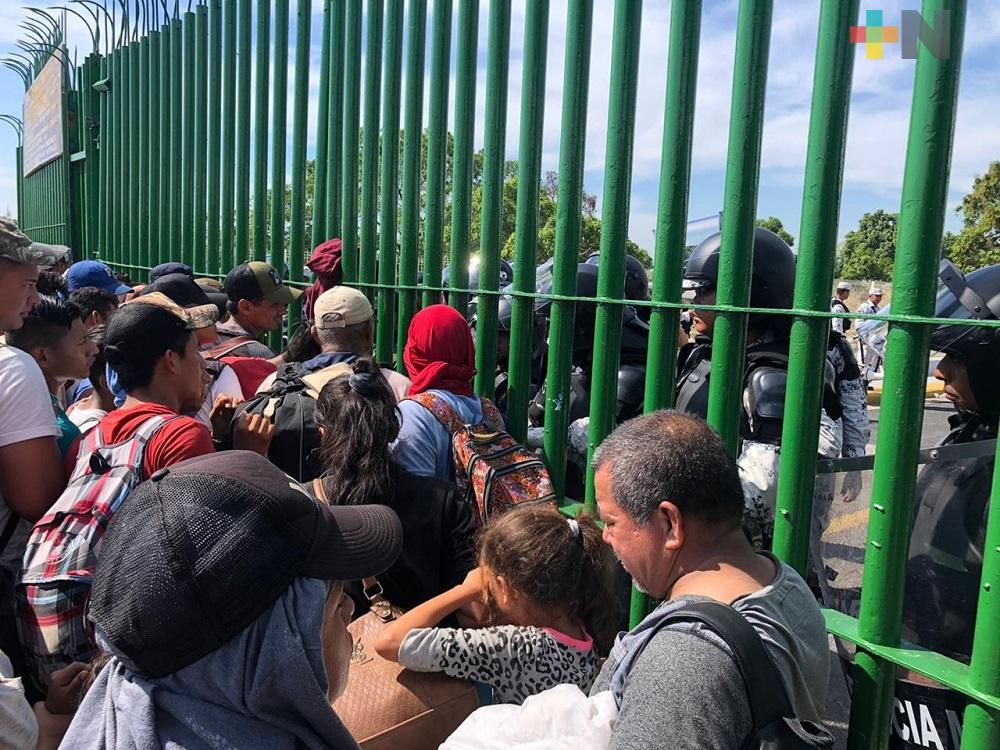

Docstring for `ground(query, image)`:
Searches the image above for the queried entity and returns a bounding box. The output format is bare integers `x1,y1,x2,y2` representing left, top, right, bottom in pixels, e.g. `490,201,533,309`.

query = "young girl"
374,506,617,704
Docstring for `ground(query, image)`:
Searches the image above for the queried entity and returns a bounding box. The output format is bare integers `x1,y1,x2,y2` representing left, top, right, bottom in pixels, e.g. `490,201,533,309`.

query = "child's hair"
315,357,400,506
478,506,618,654
87,325,108,386
6,297,84,352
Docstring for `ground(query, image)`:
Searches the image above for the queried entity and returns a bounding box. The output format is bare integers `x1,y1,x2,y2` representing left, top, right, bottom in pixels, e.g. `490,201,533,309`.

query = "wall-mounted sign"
22,54,65,177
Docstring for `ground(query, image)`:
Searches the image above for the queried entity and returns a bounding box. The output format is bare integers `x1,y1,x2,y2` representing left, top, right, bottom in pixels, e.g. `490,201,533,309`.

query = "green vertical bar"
138,39,149,272
129,42,141,274
181,14,196,268
287,0,312,331
772,0,859,574
269,0,290,353
847,1,967,748
112,49,123,266
235,0,252,261
644,0,701,414
194,6,209,274
311,0,333,250
396,0,427,365
505,0,547,440
359,0,383,295
324,0,346,239
340,0,362,283
543,0,594,497
963,437,1000,748
158,24,171,264
221,0,238,272
583,0,643,510
252,0,271,264
148,32,161,265
421,0,451,307
376,0,403,364
448,0,479,316
170,20,183,261
473,0,512,398
705,0,773,454
628,0,702,627
207,0,223,276
98,55,109,259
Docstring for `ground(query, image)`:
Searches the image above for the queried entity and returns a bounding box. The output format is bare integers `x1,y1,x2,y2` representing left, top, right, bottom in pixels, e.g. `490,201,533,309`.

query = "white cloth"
68,407,109,436
195,364,244,430
0,346,60,574
0,649,37,750
441,684,617,750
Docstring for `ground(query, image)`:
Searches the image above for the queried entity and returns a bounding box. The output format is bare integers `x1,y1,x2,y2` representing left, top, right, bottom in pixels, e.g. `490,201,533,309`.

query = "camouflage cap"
0,218,69,267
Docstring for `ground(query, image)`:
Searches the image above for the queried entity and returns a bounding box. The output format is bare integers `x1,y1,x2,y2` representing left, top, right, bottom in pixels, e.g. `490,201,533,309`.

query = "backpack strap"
405,392,466,435
478,397,505,432
202,336,259,360
0,512,20,556
663,600,794,737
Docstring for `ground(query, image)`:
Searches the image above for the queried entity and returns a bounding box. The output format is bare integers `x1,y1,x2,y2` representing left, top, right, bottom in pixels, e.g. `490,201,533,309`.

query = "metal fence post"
221,0,238,272
473,0,512,398
207,0,223,276
421,0,452,308
583,0,643,510
234,0,252,262
252,0,271,265
312,0,334,251
287,0,312,331
359,0,384,296
193,6,209,274
324,0,346,240
376,0,403,365
848,1,967,746
181,14,196,268
269,0,289,352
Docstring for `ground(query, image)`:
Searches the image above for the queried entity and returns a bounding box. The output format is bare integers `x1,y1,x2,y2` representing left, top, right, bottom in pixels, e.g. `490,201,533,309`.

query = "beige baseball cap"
314,286,373,329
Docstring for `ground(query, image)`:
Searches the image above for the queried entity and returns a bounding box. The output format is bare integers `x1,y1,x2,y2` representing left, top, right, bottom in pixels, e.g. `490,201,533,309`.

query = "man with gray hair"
588,410,831,749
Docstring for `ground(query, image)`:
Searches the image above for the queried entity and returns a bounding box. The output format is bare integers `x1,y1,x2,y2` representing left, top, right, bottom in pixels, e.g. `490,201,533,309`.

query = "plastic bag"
440,684,618,750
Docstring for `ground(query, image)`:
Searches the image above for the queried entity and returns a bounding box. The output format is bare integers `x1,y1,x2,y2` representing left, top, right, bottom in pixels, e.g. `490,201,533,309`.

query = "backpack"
232,361,353,482
20,415,178,587
407,392,557,527
660,600,834,750
201,337,278,398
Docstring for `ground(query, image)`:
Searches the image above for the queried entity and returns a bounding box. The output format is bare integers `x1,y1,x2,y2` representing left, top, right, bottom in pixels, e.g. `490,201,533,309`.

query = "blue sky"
0,0,997,256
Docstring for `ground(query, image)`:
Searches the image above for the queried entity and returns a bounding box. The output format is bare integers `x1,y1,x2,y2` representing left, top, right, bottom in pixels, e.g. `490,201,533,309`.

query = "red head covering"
404,305,477,397
305,238,344,320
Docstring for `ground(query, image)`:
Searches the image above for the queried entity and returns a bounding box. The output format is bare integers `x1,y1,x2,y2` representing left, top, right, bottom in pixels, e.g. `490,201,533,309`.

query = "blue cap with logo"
66,260,132,296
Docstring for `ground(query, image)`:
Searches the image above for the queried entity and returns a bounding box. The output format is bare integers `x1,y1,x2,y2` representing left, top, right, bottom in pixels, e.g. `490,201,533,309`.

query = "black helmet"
931,260,1000,419
534,262,600,319
682,227,796,309
585,253,650,302
443,258,514,293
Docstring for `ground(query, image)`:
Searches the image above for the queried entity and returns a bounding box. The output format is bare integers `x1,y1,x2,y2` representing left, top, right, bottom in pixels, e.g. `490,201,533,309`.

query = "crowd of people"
0,212,996,750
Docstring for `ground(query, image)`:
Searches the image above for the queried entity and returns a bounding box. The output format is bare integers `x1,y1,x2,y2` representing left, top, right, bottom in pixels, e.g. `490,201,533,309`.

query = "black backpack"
664,601,834,749
231,361,353,481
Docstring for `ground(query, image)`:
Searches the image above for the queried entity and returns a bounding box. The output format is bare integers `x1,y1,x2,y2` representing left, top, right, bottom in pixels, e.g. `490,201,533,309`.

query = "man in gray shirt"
589,411,830,749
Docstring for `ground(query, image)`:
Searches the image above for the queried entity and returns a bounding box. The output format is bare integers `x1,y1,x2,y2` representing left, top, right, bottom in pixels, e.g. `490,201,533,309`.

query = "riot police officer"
676,227,849,548
441,257,514,306
584,252,652,321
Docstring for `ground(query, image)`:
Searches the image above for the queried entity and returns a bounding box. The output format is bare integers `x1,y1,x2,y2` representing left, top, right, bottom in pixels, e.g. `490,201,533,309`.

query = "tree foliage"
755,216,795,246
947,161,1000,272
839,209,898,281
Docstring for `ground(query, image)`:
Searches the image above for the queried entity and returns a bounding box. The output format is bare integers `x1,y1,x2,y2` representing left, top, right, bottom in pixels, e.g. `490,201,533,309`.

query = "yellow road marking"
827,507,870,535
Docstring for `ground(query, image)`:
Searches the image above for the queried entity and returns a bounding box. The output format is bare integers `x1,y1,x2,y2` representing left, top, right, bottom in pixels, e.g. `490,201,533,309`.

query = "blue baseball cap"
66,260,132,296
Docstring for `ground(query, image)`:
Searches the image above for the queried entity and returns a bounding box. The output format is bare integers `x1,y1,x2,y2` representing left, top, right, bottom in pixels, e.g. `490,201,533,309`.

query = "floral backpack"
407,393,557,527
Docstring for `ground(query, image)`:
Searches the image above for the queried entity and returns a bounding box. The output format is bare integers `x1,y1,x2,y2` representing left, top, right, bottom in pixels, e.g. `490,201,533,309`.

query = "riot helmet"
682,227,796,310
930,260,1000,419
443,257,514,293
584,252,651,303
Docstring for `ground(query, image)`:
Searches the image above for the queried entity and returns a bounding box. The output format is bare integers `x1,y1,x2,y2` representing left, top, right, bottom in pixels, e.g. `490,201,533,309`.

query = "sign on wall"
22,54,65,177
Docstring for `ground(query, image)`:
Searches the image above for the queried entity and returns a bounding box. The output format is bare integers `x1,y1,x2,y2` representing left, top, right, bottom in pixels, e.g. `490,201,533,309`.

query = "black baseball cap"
224,261,303,305
88,451,403,678
149,261,194,284
143,273,220,329
103,294,195,384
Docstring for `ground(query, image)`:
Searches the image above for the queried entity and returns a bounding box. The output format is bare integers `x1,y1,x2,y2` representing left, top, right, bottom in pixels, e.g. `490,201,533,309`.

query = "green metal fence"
7,1,999,747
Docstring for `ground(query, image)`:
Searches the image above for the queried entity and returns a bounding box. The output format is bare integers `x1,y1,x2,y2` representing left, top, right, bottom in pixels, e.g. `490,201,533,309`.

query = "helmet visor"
930,260,1000,355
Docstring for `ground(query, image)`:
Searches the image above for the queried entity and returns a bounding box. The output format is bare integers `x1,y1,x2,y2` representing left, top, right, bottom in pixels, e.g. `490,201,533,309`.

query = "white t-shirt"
0,346,60,575
195,363,245,430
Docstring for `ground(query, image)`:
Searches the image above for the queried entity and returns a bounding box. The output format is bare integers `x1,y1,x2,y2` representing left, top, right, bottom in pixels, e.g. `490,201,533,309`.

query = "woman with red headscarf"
391,305,504,480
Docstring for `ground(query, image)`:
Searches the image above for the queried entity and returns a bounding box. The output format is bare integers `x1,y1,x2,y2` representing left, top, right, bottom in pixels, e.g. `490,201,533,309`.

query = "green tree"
948,161,1000,272
839,209,898,281
755,216,795,246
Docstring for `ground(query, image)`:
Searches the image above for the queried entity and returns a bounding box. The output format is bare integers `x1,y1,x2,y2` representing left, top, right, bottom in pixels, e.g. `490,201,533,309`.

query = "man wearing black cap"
61,451,402,749
217,261,303,358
